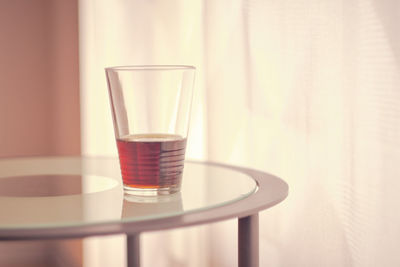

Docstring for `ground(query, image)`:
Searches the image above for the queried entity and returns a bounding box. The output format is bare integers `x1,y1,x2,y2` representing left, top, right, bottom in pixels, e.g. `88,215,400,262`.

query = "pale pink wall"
0,0,80,157
47,0,81,156
0,1,81,266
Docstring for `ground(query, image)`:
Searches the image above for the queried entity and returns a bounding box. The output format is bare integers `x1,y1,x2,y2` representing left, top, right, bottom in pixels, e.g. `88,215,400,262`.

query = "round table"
0,157,288,267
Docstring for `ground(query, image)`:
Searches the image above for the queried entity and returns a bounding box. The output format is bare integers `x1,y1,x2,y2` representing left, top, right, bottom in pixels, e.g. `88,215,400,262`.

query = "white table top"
0,157,288,240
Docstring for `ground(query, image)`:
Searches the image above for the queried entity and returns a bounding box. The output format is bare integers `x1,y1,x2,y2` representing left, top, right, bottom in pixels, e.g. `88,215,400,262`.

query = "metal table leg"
127,234,140,267
238,213,259,267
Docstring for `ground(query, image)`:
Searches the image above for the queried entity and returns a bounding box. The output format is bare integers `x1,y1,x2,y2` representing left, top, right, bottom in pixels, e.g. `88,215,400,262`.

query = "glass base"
124,191,182,203
123,184,180,197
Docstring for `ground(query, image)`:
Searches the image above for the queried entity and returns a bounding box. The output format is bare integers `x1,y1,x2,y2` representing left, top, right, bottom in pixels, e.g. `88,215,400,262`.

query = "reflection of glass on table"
122,192,183,218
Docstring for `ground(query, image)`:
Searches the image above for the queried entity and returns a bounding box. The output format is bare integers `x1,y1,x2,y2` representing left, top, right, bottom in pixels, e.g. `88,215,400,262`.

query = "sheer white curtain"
80,0,400,266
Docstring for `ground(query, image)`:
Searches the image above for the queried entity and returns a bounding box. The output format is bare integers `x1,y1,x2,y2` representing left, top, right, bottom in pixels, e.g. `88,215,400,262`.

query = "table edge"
0,159,289,240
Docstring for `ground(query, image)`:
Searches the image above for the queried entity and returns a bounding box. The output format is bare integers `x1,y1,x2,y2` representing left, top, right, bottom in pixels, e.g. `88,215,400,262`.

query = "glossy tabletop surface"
0,157,287,239
0,157,256,227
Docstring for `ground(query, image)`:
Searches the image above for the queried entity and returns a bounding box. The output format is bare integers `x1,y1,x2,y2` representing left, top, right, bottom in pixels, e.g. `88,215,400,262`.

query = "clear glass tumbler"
105,65,195,196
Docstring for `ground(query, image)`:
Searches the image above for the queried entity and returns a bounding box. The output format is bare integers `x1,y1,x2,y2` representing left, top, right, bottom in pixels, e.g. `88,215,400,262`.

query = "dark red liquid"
116,134,187,189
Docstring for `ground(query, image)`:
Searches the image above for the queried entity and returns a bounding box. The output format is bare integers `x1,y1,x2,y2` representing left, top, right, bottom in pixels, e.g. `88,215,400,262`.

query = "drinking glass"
105,65,195,196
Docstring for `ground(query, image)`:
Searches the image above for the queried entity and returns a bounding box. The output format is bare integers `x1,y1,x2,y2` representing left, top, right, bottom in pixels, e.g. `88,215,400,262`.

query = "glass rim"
105,65,196,71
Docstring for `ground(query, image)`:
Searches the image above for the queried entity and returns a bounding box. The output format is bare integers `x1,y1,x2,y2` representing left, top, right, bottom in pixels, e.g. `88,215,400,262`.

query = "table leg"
238,213,259,267
127,234,140,267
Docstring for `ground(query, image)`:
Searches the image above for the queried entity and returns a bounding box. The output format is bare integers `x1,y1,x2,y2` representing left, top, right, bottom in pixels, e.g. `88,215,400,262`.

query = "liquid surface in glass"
116,133,187,189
